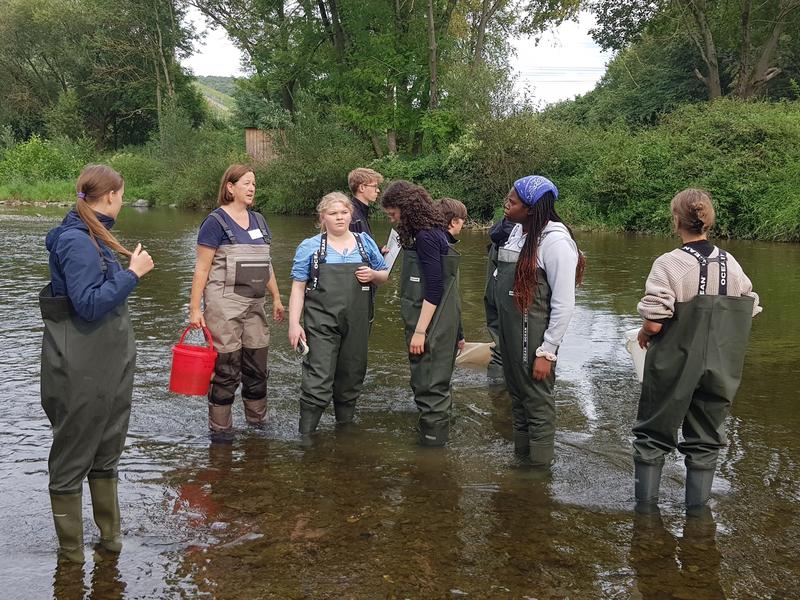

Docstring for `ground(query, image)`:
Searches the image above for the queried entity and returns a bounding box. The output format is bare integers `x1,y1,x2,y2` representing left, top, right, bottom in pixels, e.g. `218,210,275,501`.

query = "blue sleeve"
360,234,387,271
291,236,321,281
415,229,444,305
56,231,138,322
197,215,224,248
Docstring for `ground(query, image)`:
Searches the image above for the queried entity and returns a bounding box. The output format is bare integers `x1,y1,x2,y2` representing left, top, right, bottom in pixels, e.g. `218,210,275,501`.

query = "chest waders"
632,247,753,508
40,253,136,561
483,243,504,383
494,247,555,466
299,233,373,433
203,211,272,432
399,249,461,446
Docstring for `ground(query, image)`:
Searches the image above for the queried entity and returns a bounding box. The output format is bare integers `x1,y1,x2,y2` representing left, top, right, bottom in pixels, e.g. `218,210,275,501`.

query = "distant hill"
194,77,235,114
196,76,237,96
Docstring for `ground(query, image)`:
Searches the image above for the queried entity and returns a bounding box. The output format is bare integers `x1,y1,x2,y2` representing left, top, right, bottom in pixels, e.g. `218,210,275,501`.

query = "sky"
183,8,612,106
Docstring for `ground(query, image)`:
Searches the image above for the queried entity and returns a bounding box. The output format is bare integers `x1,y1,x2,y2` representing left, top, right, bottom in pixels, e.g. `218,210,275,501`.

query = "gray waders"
203,211,272,433
40,258,135,561
494,248,555,466
632,247,753,508
299,233,373,433
484,243,504,383
399,249,461,446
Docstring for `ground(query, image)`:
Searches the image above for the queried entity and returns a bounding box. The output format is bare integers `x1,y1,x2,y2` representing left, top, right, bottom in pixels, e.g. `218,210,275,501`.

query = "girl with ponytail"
492,175,584,467
41,164,154,562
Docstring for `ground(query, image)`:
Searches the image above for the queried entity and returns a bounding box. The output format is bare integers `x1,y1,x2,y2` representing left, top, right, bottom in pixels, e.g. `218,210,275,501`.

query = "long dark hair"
380,180,448,248
513,191,586,313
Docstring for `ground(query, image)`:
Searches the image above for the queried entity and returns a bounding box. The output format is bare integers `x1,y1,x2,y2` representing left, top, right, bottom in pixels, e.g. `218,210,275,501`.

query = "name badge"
410,276,420,282
362,286,370,291
248,228,262,240
508,290,514,296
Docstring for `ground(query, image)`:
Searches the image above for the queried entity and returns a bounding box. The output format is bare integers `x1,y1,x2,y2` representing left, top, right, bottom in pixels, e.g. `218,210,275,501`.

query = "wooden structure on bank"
245,128,283,164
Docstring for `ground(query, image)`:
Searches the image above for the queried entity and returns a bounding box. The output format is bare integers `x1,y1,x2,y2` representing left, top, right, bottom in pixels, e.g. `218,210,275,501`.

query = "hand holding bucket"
169,326,218,395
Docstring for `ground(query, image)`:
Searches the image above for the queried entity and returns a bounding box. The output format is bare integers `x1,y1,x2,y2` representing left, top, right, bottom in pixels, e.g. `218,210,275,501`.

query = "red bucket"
169,326,218,396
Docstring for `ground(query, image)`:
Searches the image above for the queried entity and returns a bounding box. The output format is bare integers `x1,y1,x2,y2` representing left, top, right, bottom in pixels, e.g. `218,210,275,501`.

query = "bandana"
513,175,558,207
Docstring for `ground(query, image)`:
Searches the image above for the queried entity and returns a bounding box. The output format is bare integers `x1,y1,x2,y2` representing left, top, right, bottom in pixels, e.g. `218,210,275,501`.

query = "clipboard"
384,229,402,272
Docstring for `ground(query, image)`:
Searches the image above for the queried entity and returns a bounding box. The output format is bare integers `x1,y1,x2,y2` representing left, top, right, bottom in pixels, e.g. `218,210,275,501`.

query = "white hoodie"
503,221,579,354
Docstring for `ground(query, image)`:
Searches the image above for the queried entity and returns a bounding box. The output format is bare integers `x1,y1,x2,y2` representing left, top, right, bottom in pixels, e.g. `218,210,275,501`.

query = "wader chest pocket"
234,261,270,298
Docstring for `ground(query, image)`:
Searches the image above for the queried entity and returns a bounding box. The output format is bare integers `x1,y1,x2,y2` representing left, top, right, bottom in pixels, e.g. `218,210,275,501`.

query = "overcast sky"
183,8,612,106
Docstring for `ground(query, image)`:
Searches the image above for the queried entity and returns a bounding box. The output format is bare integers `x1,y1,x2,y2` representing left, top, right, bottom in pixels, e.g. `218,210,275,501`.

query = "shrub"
0,135,91,184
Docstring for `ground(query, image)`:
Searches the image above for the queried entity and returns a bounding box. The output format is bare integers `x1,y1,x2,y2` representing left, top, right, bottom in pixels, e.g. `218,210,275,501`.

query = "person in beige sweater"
632,189,761,512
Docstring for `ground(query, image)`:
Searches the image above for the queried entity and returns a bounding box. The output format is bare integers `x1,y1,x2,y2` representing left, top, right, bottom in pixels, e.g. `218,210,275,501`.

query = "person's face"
321,201,352,234
108,184,125,218
384,206,401,224
503,188,529,223
449,217,465,236
227,172,256,206
359,180,381,203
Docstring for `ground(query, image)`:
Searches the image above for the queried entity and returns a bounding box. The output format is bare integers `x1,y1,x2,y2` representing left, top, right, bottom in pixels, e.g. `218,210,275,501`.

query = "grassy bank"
2,100,799,241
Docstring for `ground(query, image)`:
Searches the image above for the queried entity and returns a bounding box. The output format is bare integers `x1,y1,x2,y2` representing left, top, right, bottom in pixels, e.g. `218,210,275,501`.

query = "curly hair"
380,180,448,248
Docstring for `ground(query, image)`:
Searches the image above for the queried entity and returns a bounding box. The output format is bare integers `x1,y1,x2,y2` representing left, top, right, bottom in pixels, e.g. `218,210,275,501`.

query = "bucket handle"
178,325,216,351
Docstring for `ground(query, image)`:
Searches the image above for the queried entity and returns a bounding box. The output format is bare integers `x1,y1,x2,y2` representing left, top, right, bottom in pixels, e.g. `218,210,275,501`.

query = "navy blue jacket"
45,210,139,322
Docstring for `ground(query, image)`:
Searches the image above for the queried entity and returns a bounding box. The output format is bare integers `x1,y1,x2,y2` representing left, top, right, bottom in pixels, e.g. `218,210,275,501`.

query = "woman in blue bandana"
492,175,585,466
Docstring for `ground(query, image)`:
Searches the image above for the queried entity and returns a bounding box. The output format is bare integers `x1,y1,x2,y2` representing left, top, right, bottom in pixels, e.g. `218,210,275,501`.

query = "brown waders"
399,249,461,446
298,233,373,433
484,243,504,383
632,247,754,508
494,247,556,466
204,211,272,433
40,260,135,561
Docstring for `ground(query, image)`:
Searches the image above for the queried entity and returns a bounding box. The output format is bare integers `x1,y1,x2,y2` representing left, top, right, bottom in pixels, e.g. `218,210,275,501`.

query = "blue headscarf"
513,175,558,207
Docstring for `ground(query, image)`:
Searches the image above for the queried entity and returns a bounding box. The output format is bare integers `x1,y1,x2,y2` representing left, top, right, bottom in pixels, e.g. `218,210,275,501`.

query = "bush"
0,135,92,184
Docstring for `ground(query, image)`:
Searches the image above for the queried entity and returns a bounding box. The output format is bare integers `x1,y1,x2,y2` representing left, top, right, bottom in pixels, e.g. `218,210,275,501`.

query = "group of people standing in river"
39,162,760,562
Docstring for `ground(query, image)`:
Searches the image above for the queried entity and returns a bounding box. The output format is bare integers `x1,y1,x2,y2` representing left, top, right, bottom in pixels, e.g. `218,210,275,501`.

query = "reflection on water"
0,206,798,598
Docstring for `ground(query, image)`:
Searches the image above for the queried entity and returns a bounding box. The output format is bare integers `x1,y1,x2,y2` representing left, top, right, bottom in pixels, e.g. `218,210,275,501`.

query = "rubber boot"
50,493,85,563
299,404,323,434
208,403,233,432
529,442,555,468
333,401,356,426
685,468,715,507
418,421,449,447
634,460,664,510
513,431,529,457
243,397,268,427
88,478,122,552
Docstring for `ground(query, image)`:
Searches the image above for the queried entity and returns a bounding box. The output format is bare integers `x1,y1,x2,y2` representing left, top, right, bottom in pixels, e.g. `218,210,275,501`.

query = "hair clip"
77,192,86,199
692,218,704,229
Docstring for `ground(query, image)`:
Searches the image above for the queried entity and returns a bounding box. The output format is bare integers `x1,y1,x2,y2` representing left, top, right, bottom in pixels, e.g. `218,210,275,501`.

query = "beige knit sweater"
638,247,762,321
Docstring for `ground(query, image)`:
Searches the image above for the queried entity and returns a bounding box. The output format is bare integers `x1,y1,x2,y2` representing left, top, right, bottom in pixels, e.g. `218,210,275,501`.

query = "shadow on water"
0,206,798,598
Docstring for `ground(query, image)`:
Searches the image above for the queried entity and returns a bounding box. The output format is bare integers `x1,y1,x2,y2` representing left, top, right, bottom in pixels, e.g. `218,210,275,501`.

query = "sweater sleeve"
727,254,763,316
56,231,138,322
540,236,578,354
637,255,677,321
415,230,445,305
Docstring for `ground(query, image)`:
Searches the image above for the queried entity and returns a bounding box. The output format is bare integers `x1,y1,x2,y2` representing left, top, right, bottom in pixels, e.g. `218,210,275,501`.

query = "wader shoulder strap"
680,246,727,296
307,234,327,293
208,212,238,245
252,211,272,244
354,233,370,263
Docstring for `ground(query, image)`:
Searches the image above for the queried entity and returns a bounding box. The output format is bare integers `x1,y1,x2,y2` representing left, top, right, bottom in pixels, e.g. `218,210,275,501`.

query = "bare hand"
380,245,390,255
288,322,306,349
637,328,652,349
129,243,154,278
355,266,375,283
457,338,465,353
189,306,206,329
532,356,552,381
273,299,285,323
409,332,426,355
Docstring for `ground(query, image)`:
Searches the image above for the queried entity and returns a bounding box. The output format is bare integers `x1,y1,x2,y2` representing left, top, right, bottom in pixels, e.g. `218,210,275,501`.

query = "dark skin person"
503,187,553,381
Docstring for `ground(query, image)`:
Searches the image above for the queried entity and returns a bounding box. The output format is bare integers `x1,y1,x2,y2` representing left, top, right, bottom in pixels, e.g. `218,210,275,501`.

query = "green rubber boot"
513,431,529,457
299,404,323,434
50,493,85,563
634,459,664,510
418,421,450,447
88,478,122,552
685,468,715,508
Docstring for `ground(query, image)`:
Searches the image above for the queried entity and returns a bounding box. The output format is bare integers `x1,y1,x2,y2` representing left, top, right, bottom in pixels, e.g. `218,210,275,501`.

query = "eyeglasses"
362,184,380,190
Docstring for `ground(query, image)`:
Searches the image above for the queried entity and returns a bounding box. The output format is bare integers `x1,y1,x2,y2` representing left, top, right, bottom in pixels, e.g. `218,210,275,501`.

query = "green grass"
194,82,234,114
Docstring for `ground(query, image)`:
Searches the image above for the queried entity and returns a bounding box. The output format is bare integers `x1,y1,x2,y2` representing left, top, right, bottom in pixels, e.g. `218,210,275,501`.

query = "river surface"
0,206,798,599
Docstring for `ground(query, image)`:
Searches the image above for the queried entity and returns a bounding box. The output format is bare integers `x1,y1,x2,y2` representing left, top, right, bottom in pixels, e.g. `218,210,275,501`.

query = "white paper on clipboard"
384,229,402,272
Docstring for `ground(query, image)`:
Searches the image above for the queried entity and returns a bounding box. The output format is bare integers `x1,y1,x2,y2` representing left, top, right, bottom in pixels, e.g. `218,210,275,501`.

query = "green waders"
399,249,461,446
40,276,135,561
298,233,373,433
632,247,754,507
494,248,556,466
203,211,272,433
484,243,504,383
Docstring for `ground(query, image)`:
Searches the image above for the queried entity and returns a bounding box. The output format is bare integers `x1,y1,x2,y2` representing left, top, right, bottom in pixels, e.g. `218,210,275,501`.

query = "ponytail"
75,164,131,257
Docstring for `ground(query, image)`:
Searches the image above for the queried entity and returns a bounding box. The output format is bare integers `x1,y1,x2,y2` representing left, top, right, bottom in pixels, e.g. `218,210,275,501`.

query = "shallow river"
0,206,798,599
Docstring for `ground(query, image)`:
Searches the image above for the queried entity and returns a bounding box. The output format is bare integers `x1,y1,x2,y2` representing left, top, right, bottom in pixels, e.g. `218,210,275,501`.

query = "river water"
0,206,797,599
